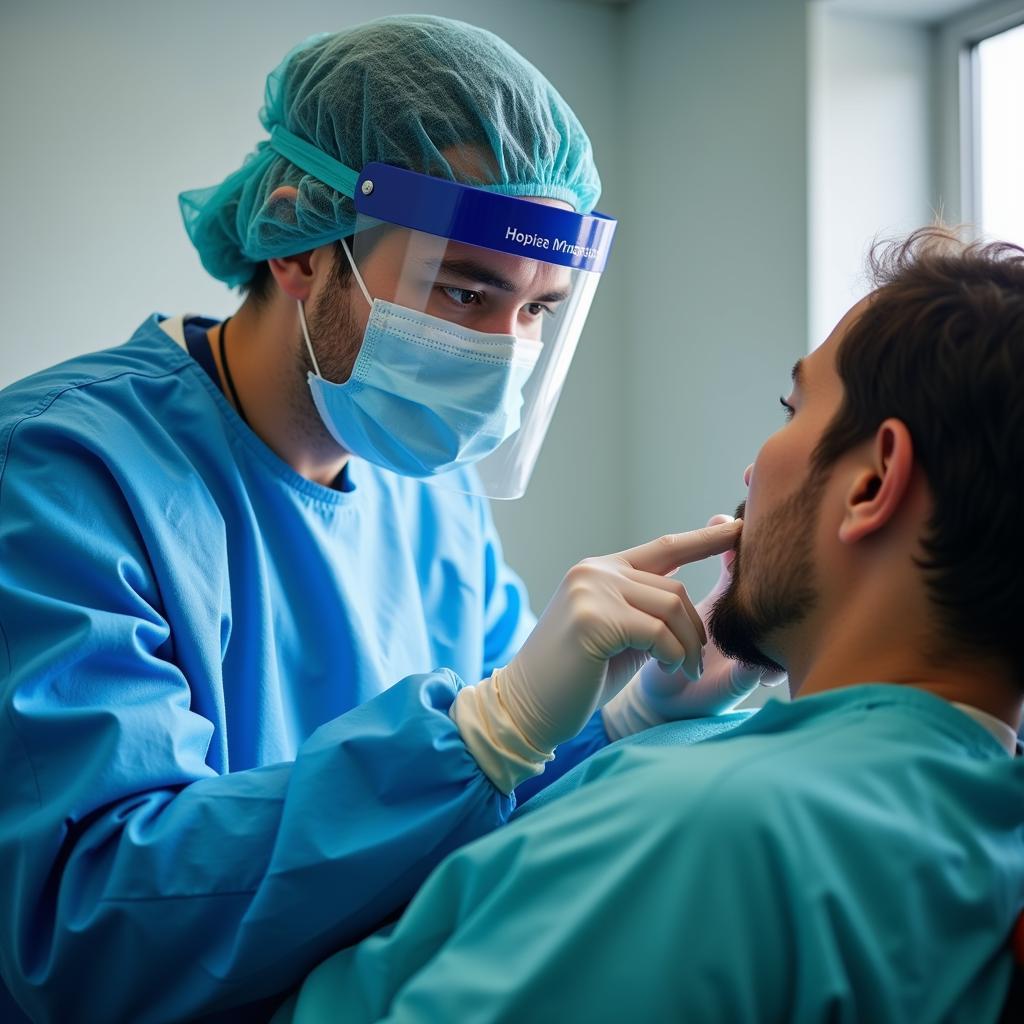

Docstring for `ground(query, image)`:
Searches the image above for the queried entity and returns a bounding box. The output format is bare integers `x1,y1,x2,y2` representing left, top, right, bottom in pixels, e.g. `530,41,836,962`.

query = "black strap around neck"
218,317,250,427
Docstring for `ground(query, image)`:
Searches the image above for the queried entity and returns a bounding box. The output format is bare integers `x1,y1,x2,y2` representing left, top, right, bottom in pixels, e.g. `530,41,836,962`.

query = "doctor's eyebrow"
791,358,805,388
436,258,571,303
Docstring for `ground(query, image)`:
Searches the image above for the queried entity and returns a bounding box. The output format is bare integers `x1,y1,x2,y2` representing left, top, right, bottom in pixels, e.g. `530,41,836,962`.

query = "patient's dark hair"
812,226,1024,686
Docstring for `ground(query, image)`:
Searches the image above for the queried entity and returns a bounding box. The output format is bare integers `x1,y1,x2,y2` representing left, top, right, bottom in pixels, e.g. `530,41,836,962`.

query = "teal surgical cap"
179,16,602,288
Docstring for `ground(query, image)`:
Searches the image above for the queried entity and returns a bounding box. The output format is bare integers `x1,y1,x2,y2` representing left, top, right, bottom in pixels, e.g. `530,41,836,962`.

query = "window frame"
934,0,1024,231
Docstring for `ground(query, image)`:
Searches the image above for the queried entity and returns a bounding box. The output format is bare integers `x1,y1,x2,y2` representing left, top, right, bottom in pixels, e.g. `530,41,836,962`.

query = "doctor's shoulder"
0,320,224,510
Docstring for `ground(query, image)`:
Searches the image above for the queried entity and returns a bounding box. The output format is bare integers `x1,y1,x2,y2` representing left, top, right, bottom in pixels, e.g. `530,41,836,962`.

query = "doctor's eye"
440,286,482,307
779,396,795,420
524,302,556,318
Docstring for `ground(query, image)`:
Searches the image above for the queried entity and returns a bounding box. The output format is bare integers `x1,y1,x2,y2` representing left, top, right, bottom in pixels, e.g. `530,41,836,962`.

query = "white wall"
0,0,626,607
4,0,982,626
808,7,936,350
619,0,810,605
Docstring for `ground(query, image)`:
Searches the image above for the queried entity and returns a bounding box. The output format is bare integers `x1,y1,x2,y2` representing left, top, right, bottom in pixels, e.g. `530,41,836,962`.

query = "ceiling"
822,0,988,23
574,0,989,23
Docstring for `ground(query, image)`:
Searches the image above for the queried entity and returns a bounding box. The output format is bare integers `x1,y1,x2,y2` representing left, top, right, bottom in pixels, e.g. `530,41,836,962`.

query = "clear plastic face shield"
268,130,616,499
347,179,612,497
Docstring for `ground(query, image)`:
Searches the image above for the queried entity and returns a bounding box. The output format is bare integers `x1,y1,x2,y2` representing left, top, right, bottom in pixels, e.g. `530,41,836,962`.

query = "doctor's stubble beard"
709,468,827,676
286,265,364,448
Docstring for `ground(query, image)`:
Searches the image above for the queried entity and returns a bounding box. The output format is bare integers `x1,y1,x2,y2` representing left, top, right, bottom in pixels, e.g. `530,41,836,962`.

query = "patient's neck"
781,576,1022,734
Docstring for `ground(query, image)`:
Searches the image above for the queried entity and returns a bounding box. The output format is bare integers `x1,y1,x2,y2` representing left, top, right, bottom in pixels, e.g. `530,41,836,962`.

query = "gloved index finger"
617,520,743,576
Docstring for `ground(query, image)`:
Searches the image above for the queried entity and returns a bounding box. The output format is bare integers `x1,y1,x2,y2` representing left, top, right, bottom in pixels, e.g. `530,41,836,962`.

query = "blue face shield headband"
269,126,616,499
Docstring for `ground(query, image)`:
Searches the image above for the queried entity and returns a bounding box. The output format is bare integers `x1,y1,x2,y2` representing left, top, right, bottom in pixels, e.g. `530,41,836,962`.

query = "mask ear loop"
297,300,323,379
299,237,375,380
340,237,373,308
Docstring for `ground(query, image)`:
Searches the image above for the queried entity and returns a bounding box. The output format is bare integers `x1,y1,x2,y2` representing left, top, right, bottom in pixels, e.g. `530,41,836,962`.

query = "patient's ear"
837,419,914,545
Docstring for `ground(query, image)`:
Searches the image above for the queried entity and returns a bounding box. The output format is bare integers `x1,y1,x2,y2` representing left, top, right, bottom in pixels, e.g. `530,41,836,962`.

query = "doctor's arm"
0,438,510,1023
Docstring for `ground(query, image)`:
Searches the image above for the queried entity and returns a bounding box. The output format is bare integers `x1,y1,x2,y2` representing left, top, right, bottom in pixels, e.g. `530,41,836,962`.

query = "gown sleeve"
0,414,513,1023
271,742,796,1024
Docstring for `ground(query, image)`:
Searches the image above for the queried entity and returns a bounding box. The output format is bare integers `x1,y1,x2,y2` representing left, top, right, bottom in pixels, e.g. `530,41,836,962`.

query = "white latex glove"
601,514,786,741
451,520,742,793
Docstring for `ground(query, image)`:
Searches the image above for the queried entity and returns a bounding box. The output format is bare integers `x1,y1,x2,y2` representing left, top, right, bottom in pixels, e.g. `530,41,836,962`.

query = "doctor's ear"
837,419,915,545
264,187,332,302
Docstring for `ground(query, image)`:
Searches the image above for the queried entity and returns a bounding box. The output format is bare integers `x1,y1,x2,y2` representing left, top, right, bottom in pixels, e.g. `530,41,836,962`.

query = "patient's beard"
709,470,825,675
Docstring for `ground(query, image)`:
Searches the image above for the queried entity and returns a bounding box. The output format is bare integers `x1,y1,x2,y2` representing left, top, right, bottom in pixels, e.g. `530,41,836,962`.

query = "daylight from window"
976,22,1024,245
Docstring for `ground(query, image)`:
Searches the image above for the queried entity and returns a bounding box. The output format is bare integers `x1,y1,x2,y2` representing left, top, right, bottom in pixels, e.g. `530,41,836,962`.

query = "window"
970,20,1024,243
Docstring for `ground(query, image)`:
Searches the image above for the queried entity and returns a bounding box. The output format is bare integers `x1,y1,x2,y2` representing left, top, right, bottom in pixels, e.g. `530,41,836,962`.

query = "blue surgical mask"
301,245,543,478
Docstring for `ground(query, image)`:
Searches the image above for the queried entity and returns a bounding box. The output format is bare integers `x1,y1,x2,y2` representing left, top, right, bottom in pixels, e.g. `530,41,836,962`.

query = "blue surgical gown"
0,315,608,1023
272,684,1024,1023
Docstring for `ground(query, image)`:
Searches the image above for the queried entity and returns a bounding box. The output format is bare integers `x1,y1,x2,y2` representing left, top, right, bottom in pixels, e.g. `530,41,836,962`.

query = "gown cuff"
449,671,554,795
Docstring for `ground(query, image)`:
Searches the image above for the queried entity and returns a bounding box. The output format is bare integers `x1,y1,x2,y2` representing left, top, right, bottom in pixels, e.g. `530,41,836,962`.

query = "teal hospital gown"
0,316,608,1023
272,684,1024,1024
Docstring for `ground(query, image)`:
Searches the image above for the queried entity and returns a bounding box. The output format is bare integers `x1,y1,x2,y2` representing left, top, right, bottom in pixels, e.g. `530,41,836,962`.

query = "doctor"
0,17,764,1022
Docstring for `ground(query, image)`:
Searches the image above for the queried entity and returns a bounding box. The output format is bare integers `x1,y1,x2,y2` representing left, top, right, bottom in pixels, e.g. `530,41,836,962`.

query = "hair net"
179,16,602,288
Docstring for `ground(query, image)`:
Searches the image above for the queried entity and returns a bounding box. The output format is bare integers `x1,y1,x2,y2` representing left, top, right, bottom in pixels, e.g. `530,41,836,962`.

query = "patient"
272,228,1024,1023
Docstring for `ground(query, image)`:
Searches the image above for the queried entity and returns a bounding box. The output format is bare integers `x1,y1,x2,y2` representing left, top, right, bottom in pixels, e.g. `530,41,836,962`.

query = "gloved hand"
451,520,742,793
601,514,786,740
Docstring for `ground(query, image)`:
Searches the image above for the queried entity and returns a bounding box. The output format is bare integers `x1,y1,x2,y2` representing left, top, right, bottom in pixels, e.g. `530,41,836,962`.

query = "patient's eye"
779,396,795,421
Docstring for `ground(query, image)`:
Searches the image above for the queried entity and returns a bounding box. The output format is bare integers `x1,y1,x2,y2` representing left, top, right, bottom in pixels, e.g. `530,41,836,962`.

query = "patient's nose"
743,464,754,487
